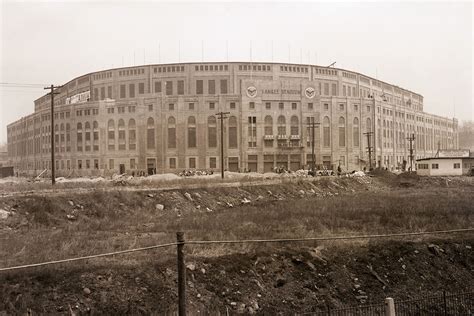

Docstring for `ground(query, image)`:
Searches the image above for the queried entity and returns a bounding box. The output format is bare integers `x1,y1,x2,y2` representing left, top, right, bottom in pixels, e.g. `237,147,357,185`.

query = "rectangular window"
209,102,215,110
279,102,284,109
109,159,114,170
155,81,162,93
265,102,271,109
453,163,460,169
208,80,215,94
169,158,176,169
107,86,112,98
177,80,184,95
100,87,105,100
339,104,345,111
354,104,358,111
292,103,297,110
324,103,329,110
196,80,203,94
432,163,439,169
120,85,126,98
230,102,236,110
169,103,174,111
94,159,99,169
130,159,136,169
220,79,228,94
367,106,371,112
188,103,194,110
78,160,82,169
210,157,217,169
249,102,255,110
324,83,329,95
189,157,196,169
138,82,145,94
129,84,135,98
308,103,313,110
166,81,173,95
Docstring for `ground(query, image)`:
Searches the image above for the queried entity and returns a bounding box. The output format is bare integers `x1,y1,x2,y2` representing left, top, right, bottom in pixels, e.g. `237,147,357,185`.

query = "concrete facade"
6,62,459,176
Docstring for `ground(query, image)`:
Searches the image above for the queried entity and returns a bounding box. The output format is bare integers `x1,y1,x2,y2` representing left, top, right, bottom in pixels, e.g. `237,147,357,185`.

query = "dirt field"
0,172,473,314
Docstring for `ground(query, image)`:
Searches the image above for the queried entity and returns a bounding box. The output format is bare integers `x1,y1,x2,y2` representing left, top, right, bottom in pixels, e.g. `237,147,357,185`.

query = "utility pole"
407,133,415,172
44,84,61,185
306,119,320,173
216,112,230,179
364,131,374,170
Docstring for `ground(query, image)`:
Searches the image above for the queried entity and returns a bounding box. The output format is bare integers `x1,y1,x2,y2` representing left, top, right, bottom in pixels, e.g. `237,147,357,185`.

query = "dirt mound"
1,238,472,314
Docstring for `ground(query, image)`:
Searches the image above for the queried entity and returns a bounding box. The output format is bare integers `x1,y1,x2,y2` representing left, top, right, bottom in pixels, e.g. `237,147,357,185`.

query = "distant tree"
458,120,474,150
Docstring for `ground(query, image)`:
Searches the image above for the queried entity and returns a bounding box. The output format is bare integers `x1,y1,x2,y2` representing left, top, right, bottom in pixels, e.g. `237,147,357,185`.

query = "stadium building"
6,62,459,176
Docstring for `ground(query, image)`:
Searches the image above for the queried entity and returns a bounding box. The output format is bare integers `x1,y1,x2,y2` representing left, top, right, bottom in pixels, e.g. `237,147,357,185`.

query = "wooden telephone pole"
363,131,374,170
216,112,230,179
44,84,61,185
306,119,320,173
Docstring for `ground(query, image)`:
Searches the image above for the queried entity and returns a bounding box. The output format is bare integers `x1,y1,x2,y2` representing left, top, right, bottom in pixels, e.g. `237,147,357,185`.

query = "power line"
0,82,51,87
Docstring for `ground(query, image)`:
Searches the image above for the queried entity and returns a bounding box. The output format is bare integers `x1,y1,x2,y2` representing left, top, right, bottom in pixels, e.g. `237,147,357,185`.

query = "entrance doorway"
119,164,125,174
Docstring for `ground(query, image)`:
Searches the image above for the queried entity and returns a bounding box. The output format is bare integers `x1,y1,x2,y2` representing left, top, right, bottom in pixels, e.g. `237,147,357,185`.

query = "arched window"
128,119,136,150
290,115,299,135
92,121,99,151
208,116,217,148
108,119,115,151
323,116,330,147
187,116,196,148
168,117,176,149
277,115,286,135
118,119,126,150
76,122,83,151
60,123,64,131
147,117,155,149
353,117,359,147
83,122,91,151
264,115,273,136
228,116,237,148
66,123,71,144
339,117,346,147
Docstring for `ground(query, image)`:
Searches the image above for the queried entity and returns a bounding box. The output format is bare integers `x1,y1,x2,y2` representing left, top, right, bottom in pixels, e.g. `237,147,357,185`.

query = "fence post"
385,297,396,316
177,232,186,316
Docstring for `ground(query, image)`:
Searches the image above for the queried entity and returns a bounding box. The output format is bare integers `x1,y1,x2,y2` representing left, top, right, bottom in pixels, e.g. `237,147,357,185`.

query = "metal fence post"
385,297,396,316
177,232,186,316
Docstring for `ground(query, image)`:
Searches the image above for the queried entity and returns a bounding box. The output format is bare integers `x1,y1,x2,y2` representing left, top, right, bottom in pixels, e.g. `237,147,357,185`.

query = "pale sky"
0,0,472,144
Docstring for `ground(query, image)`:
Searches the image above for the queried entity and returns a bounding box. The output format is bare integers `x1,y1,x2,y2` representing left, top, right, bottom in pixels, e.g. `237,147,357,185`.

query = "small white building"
416,150,474,176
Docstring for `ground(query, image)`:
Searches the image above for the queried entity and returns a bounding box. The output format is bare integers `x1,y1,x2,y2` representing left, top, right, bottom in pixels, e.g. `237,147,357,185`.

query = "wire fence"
295,291,473,316
395,291,473,316
1,228,473,316
0,227,472,272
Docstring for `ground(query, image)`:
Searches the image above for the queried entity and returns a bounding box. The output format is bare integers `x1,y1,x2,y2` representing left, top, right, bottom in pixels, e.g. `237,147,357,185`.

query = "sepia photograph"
0,0,473,314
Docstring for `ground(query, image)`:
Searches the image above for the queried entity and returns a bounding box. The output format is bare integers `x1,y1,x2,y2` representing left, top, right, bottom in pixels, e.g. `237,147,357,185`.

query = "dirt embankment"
0,173,473,314
1,238,472,315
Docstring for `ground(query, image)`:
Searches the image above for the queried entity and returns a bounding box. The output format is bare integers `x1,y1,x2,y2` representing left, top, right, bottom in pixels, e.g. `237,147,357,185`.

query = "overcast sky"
0,0,472,144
